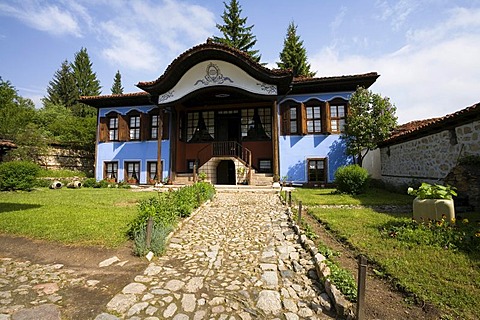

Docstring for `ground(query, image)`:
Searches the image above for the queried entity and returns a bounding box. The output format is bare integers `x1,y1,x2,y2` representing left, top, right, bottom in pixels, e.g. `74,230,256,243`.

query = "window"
108,117,119,141
129,115,140,140
308,159,326,182
289,107,298,134
306,105,322,133
241,108,271,140
151,114,159,139
147,161,159,183
330,104,346,133
104,162,118,181
187,160,196,173
258,159,272,173
186,111,214,142
125,161,140,183
280,103,302,135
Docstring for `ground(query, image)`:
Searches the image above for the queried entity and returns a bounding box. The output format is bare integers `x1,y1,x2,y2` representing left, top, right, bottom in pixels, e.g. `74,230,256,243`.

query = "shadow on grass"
0,203,42,213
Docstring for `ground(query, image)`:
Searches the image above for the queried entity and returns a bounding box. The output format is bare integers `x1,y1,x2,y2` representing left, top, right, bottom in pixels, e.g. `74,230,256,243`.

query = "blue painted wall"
96,105,171,183
278,91,354,184
279,134,351,184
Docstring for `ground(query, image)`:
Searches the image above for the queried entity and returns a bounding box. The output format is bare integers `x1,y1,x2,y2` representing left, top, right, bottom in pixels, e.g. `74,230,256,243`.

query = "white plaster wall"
380,120,480,187
362,148,381,179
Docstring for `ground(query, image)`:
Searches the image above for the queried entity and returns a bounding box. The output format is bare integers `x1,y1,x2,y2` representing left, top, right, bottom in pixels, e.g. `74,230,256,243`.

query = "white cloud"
311,7,480,124
98,0,215,72
0,1,83,37
375,0,418,30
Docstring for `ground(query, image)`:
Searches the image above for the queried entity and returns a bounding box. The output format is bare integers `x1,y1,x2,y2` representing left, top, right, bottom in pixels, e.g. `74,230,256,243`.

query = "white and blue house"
81,41,378,186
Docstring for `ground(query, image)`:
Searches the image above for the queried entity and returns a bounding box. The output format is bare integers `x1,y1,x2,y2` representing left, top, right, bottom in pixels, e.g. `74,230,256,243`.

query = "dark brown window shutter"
280,104,288,135
162,112,170,140
118,114,128,141
323,102,331,133
300,103,307,135
99,117,108,142
140,112,150,141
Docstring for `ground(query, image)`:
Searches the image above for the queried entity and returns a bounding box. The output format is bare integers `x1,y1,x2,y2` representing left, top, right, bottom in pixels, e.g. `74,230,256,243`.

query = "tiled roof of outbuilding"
379,102,480,147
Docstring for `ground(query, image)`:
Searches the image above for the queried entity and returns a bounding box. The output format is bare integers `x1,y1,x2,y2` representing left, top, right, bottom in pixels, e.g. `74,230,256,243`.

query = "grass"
290,187,413,206
0,188,153,247
293,187,480,320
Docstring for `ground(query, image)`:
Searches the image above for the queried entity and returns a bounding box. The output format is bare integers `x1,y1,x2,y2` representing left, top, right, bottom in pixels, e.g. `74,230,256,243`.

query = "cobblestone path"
100,190,334,320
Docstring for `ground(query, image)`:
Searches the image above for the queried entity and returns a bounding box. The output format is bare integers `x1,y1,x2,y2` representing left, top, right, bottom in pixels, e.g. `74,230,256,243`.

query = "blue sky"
1,0,479,124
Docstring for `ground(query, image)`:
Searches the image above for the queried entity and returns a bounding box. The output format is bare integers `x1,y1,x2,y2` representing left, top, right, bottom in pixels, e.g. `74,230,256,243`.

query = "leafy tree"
43,60,77,108
0,77,36,141
213,0,261,62
342,87,397,166
277,22,316,77
71,47,101,117
111,70,124,94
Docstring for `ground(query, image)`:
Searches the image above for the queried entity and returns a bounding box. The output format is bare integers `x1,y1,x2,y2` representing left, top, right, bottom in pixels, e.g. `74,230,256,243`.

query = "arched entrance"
216,160,236,185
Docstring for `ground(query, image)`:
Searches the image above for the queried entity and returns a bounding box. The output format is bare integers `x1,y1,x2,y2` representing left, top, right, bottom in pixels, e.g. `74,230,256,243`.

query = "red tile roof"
380,102,480,146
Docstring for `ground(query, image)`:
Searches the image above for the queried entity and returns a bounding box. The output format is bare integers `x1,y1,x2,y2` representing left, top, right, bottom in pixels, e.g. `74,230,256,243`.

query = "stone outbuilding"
377,102,480,210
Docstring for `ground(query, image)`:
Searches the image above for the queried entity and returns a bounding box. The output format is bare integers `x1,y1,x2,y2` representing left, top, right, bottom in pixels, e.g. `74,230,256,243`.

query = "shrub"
334,164,370,195
82,178,97,188
0,161,40,191
129,182,215,256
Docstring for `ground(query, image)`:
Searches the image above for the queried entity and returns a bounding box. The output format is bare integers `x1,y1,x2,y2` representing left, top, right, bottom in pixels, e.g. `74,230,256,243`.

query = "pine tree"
43,60,77,108
111,70,124,95
213,0,261,62
71,47,101,117
277,22,316,77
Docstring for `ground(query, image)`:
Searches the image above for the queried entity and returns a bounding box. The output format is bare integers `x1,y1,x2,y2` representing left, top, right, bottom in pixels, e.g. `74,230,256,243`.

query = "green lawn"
0,188,154,247
290,187,413,206
293,188,480,320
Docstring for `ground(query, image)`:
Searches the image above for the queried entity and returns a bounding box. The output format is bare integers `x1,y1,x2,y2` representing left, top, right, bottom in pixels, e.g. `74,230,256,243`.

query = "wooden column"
272,100,280,181
157,107,163,183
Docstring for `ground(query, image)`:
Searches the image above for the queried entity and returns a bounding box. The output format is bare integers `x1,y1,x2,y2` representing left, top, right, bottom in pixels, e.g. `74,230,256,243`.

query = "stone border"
285,206,356,319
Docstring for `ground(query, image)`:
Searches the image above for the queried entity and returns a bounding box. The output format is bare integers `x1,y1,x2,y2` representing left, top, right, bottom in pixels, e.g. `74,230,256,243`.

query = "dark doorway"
216,160,236,185
217,115,240,142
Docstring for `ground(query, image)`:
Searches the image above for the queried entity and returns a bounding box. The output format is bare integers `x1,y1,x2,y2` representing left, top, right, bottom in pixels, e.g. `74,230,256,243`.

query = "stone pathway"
99,190,335,320
0,258,83,319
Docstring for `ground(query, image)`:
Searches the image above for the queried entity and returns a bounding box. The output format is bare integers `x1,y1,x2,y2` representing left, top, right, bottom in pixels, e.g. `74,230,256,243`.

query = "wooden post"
157,108,163,184
193,164,197,183
297,201,302,225
248,152,252,185
288,191,292,207
272,101,280,181
146,216,154,248
356,255,367,320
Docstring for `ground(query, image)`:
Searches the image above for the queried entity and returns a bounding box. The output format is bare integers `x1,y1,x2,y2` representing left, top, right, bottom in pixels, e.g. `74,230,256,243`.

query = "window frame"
128,112,141,141
305,103,322,134
257,159,273,173
124,161,140,183
107,115,119,141
330,103,347,133
307,158,327,183
104,161,118,182
280,102,301,135
147,161,163,184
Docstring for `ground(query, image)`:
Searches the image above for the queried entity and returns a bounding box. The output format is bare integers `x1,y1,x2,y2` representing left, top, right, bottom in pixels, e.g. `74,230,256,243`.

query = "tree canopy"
111,70,124,95
213,0,261,62
44,60,77,108
342,87,397,165
277,22,316,77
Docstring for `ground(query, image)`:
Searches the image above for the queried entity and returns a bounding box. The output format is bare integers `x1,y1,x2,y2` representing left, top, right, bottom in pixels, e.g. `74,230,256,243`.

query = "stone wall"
380,120,480,188
37,145,94,176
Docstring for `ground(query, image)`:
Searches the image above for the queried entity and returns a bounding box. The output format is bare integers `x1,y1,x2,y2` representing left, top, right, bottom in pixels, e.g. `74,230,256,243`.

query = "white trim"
158,60,277,104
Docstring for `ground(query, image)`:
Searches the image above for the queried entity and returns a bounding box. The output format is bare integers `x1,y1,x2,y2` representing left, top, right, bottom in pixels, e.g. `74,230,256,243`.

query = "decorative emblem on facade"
158,90,174,103
257,82,277,95
194,62,233,86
